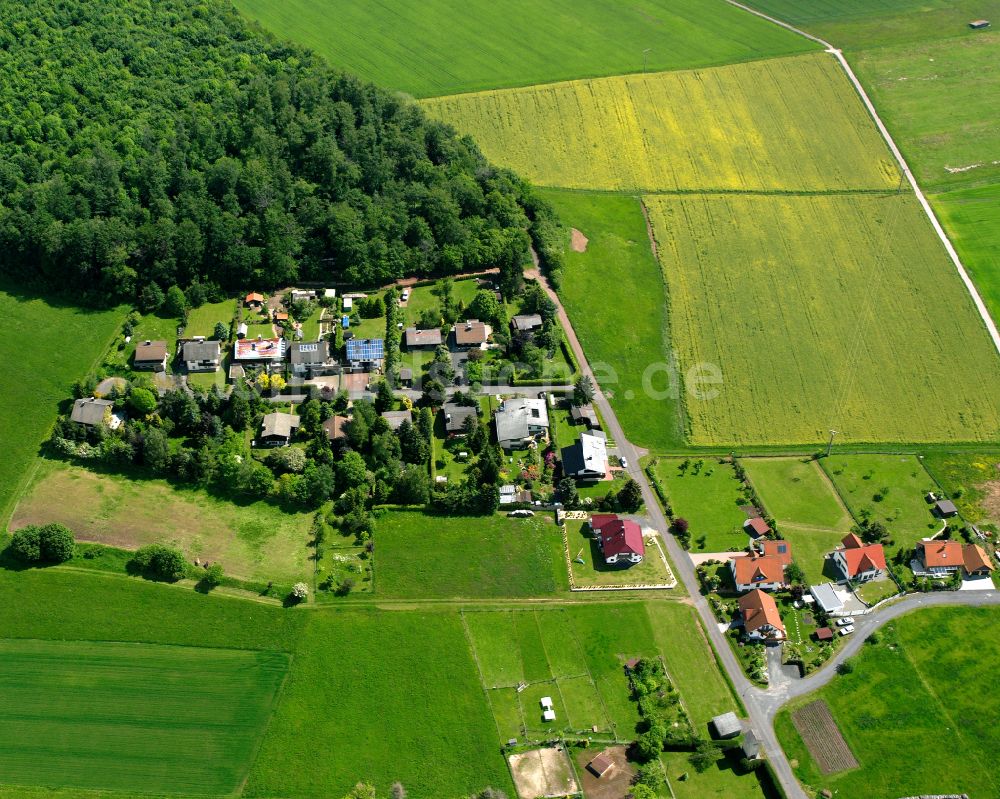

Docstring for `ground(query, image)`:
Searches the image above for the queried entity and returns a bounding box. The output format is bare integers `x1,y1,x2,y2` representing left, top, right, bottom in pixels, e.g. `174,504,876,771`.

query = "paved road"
530,267,1000,799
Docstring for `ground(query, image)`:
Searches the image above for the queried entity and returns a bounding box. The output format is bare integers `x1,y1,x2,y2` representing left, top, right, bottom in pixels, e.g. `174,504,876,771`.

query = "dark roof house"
404,327,443,349
183,340,222,373
71,397,123,429
570,404,600,428
259,412,300,446
134,340,168,371
290,341,336,376
381,410,412,431
510,313,543,332
453,319,491,348
443,402,478,435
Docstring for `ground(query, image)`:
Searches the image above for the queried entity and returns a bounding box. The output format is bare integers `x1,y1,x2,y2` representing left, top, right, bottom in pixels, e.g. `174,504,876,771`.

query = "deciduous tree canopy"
0,0,547,304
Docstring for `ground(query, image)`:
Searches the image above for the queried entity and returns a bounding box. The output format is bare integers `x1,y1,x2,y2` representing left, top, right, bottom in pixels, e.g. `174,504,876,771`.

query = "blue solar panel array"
346,338,385,361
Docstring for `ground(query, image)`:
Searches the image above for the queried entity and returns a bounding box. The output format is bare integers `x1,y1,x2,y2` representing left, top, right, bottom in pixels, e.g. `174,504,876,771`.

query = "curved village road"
530,267,1000,799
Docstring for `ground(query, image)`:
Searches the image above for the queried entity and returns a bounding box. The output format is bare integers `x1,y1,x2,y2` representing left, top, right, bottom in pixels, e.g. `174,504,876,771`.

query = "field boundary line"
237,650,296,796
459,609,509,743
809,459,854,528
725,0,1000,355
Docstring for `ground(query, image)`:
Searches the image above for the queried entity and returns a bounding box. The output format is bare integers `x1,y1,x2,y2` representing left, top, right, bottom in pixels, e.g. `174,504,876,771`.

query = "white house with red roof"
730,539,793,592
831,533,886,583
590,514,645,565
738,589,785,642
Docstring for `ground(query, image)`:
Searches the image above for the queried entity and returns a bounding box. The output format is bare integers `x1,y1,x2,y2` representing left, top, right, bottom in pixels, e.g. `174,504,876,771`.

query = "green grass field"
11,459,315,583
185,299,235,338
822,454,940,549
246,609,512,799
544,191,684,451
933,183,1000,325
646,192,1000,445
655,459,748,552
423,53,897,192
922,452,1000,527
853,32,1000,191
775,606,1000,798
742,457,853,531
0,286,123,525
375,511,566,598
400,278,480,328
234,0,812,98
0,639,288,795
744,0,1000,49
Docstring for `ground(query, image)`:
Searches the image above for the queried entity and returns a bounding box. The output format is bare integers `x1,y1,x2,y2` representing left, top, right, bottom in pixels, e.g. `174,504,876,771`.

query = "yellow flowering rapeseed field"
645,192,1000,446
422,53,899,192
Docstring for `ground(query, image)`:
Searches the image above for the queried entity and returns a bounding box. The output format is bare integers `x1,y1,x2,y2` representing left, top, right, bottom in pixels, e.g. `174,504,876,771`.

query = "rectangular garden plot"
791,700,859,774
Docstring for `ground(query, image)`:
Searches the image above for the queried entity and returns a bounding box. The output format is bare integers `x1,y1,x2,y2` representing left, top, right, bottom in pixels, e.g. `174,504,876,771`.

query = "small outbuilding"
744,516,771,537
935,499,958,518
586,752,615,778
969,19,991,29
711,711,742,740
742,730,761,761
814,627,834,642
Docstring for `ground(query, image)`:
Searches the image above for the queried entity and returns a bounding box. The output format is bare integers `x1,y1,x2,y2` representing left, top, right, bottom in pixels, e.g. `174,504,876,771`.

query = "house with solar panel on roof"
290,340,337,378
345,338,385,371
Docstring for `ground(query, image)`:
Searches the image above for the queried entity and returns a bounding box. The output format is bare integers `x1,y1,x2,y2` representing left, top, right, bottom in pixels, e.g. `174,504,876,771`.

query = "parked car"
838,624,855,636
619,457,628,469
836,617,855,627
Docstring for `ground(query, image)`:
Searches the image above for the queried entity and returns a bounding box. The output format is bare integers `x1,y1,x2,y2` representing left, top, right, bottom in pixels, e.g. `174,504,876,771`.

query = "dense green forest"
0,0,560,305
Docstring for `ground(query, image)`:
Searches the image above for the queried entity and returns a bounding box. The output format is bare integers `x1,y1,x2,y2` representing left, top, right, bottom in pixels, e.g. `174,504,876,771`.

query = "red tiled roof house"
730,539,792,592
590,514,645,565
739,589,785,642
831,533,886,583
915,539,993,578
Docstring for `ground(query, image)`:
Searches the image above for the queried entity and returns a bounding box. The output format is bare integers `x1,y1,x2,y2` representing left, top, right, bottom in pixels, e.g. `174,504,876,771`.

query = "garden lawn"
245,609,512,799
10,459,315,583
646,192,1000,445
186,368,226,391
775,606,1000,798
645,603,738,730
185,300,235,338
661,749,771,799
423,53,897,192
655,459,748,552
128,311,180,370
234,0,812,98
400,278,480,328
432,411,471,484
933,183,1000,326
375,511,566,598
742,457,852,531
544,190,683,451
922,452,1000,527
566,521,673,588
822,454,940,548
0,285,123,524
779,526,847,586
0,639,287,796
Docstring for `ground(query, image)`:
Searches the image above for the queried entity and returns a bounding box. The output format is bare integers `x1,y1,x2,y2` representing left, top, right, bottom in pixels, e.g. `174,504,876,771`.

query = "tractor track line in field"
724,0,1000,355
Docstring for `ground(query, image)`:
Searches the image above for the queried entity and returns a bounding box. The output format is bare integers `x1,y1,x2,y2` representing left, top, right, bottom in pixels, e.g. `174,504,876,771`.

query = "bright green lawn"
375,511,567,598
185,300,235,338
545,190,683,451
779,525,847,585
776,606,1000,798
0,286,123,524
566,521,672,588
822,454,940,549
922,452,1000,527
646,603,737,730
655,459,748,552
234,0,812,98
933,183,1000,325
243,322,274,340
742,457,853,530
0,639,288,795
744,0,1000,49
246,609,512,799
401,278,480,328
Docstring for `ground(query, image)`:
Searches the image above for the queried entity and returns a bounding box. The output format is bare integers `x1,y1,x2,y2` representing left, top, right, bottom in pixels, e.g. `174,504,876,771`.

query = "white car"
619,457,628,469
838,624,855,636
836,617,855,627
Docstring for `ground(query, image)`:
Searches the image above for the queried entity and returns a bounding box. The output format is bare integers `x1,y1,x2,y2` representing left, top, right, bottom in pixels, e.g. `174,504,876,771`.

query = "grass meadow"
543,190,684,451
0,286,123,525
933,183,1000,325
646,192,1000,446
745,0,1000,49
854,32,1000,191
655,459,748,552
822,454,939,548
423,54,897,192
246,609,512,799
234,0,812,98
742,458,852,531
184,299,235,338
923,452,1000,527
10,459,315,583
0,639,288,795
375,511,567,598
775,606,1000,798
